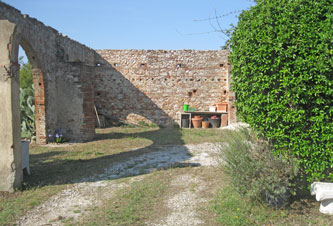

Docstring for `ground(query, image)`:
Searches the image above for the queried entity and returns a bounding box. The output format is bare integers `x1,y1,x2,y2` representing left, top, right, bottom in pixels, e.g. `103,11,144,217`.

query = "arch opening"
19,39,47,144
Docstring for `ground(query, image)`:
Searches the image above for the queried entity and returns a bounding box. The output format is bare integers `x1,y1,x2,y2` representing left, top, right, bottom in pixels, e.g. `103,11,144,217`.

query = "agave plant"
20,84,35,139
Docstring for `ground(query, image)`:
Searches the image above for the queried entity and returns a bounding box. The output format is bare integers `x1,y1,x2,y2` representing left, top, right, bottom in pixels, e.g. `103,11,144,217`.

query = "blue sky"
3,0,254,51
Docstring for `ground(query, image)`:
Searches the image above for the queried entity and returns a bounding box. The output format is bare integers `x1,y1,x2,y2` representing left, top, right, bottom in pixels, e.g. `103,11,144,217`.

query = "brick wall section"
32,68,47,144
79,65,95,141
95,49,231,126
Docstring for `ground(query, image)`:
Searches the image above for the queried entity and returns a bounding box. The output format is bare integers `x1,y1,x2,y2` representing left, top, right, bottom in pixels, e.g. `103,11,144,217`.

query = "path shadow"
24,127,198,188
95,127,186,146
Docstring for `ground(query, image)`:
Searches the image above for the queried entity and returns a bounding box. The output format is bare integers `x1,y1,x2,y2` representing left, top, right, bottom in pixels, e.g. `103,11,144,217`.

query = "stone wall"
0,2,97,144
95,49,231,126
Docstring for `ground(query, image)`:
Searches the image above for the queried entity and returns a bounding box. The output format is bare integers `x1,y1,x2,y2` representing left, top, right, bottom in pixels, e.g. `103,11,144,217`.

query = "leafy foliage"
19,56,33,89
229,0,333,182
20,85,35,139
19,57,35,139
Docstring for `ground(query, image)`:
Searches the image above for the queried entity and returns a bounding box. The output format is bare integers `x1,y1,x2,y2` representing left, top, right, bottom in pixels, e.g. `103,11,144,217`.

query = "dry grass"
1,125,332,225
0,126,225,225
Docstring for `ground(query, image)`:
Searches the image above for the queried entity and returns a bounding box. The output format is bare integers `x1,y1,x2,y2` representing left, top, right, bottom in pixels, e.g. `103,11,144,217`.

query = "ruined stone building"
0,2,235,191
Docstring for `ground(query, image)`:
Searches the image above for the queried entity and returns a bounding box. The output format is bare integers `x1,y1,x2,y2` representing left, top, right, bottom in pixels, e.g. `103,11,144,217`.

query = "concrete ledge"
311,182,333,215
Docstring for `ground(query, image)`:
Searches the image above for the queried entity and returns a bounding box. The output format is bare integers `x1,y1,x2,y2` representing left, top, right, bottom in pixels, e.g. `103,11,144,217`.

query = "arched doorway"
20,39,47,144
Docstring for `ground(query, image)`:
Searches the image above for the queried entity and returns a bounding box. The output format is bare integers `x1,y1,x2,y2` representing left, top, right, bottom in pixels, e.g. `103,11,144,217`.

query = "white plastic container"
311,182,333,215
209,106,216,112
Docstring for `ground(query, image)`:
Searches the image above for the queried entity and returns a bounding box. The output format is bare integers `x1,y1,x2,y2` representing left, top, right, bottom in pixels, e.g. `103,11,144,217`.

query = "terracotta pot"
216,103,228,112
202,121,210,128
194,115,202,119
192,117,203,128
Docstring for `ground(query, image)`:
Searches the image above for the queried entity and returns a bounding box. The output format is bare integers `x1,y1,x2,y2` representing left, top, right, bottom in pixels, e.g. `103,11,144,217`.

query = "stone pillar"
80,64,95,141
227,63,237,124
0,20,22,192
32,68,47,144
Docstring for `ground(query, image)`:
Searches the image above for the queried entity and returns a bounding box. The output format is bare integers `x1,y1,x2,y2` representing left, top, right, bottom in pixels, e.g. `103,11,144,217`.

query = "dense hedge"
229,0,332,182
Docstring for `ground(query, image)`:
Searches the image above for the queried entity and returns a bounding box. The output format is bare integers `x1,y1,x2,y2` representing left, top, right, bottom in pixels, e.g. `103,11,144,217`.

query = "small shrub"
221,129,297,207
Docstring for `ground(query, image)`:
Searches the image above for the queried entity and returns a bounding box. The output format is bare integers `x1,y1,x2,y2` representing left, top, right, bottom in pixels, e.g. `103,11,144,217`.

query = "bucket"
209,118,221,128
183,104,189,111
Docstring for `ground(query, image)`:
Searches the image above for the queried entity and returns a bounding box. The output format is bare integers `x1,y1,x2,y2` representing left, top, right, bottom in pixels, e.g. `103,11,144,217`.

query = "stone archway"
0,2,97,192
20,39,47,144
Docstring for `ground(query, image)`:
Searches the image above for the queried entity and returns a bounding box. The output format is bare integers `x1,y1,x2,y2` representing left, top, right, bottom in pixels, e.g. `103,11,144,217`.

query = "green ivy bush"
229,0,332,182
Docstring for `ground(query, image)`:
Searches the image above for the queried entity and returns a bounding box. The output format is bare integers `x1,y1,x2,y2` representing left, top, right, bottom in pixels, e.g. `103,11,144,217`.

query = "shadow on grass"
94,127,186,146
23,127,197,189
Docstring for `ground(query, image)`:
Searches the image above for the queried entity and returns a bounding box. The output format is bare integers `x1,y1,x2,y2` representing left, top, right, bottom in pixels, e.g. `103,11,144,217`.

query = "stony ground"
17,141,225,226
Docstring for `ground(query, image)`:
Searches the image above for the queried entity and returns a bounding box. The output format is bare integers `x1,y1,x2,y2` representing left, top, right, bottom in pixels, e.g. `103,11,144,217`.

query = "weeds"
220,128,297,207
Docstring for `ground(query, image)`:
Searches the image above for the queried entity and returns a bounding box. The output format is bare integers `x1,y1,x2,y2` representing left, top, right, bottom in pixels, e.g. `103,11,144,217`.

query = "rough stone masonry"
0,1,236,192
0,2,97,191
95,49,236,126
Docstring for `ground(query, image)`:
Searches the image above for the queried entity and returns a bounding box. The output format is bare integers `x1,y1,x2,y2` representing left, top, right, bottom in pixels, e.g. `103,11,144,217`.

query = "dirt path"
148,174,207,226
17,141,225,226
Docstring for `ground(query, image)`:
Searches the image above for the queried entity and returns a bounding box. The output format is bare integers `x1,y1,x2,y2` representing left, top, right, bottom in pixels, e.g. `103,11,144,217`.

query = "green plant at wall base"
48,129,67,144
229,0,333,182
20,85,35,139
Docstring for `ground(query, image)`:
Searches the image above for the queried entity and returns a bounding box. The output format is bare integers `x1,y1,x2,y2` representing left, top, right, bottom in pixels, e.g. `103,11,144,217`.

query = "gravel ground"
17,123,247,226
148,174,208,226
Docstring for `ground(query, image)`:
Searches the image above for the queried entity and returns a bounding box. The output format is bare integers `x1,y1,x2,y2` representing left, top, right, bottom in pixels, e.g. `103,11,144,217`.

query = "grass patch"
1,126,331,225
96,126,232,146
0,126,225,224
0,185,65,225
213,185,275,225
213,182,333,226
137,120,159,128
79,171,171,225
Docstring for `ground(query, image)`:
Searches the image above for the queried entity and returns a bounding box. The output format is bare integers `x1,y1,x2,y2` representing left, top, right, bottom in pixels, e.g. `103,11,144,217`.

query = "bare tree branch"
193,10,241,22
